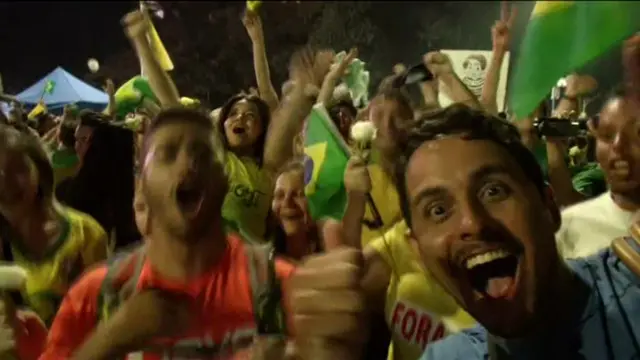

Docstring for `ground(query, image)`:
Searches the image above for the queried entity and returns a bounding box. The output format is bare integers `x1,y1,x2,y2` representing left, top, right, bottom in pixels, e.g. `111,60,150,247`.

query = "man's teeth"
614,160,629,169
465,250,511,269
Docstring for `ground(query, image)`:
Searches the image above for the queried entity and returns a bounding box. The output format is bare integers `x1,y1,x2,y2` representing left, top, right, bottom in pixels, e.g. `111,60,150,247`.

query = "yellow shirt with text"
12,207,108,325
222,152,273,243
369,221,477,360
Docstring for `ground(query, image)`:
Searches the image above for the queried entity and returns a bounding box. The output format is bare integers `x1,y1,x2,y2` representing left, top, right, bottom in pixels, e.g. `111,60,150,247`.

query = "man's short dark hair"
78,110,109,128
141,107,216,162
394,104,546,228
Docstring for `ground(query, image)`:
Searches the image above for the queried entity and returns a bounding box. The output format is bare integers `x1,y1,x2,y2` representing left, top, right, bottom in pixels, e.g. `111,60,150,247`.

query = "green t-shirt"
570,162,607,198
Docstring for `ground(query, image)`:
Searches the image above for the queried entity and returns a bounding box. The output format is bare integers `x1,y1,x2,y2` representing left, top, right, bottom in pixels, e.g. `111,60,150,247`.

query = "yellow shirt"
12,207,108,325
369,221,477,360
361,164,402,247
222,153,273,242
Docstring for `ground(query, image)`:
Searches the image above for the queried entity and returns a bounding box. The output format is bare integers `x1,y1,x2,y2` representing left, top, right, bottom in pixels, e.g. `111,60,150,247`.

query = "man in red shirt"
40,108,294,360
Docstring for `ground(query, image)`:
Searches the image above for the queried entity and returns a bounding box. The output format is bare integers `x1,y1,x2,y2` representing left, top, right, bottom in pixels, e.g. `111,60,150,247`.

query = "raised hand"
392,63,407,75
331,48,358,79
242,10,264,43
290,219,366,359
103,79,115,96
289,47,335,89
564,73,598,99
423,51,454,77
344,156,371,195
122,10,151,40
492,1,517,53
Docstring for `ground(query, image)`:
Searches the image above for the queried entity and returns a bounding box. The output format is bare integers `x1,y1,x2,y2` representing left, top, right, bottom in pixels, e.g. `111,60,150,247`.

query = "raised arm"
122,10,181,108
424,52,482,110
317,48,357,107
243,11,280,111
481,1,516,114
262,48,332,173
103,79,117,119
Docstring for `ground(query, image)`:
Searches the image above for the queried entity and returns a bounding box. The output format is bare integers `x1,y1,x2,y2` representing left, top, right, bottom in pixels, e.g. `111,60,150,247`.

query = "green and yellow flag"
510,1,639,119
303,104,350,220
44,80,56,95
113,76,159,120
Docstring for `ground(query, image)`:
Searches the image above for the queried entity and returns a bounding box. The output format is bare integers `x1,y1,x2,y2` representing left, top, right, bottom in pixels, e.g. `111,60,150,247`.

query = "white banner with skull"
437,50,511,112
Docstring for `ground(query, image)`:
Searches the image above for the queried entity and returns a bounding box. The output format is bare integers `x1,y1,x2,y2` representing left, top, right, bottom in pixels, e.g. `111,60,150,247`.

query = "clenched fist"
344,156,371,195
290,220,366,359
122,10,151,40
423,51,454,77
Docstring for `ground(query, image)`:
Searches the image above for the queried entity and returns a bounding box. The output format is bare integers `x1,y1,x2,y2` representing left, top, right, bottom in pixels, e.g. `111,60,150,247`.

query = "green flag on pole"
510,1,639,119
44,80,56,95
303,104,350,221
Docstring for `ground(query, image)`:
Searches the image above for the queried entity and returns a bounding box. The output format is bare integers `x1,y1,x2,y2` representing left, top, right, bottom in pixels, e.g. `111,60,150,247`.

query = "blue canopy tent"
0,102,10,117
16,67,108,113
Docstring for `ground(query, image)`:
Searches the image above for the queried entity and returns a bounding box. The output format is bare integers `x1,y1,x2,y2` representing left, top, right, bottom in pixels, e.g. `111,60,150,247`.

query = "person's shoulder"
64,206,106,235
366,220,410,269
561,192,611,219
565,247,614,289
421,326,488,360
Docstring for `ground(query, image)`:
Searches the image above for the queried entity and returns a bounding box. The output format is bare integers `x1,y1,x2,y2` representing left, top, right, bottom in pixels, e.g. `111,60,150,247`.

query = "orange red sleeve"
38,266,107,360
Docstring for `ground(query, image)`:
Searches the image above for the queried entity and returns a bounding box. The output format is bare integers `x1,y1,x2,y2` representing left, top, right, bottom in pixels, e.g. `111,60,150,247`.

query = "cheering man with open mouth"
382,104,640,359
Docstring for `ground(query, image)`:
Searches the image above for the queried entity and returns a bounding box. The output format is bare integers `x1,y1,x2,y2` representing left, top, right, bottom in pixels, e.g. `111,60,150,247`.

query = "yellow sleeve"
79,216,109,267
366,221,408,270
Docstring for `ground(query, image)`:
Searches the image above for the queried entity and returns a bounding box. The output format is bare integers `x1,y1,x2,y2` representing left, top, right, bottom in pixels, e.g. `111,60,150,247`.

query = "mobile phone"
393,63,434,87
534,117,588,137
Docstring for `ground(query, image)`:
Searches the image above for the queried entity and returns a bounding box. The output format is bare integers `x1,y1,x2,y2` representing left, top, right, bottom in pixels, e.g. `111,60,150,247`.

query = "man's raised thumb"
318,218,347,252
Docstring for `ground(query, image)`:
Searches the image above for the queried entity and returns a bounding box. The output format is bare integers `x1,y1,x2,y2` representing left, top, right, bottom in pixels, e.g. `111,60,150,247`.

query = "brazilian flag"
303,104,350,220
510,1,638,119
113,76,159,120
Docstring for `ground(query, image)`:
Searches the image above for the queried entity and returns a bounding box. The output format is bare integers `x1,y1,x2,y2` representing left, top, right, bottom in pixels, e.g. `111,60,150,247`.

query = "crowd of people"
0,2,639,359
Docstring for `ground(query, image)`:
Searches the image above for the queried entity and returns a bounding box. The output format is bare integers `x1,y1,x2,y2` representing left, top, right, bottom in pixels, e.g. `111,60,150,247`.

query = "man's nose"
458,201,485,241
178,150,199,173
612,131,630,155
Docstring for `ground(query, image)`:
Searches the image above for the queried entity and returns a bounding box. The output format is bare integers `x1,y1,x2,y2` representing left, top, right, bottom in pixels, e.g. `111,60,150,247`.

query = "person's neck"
0,200,61,257
146,220,228,282
520,257,586,340
611,190,640,212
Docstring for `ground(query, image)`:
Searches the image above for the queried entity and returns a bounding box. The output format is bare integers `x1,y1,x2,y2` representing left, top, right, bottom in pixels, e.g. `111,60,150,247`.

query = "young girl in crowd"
269,159,322,261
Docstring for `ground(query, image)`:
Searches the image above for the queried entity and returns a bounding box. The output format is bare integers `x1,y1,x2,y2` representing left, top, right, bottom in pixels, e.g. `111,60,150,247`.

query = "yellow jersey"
361,164,402,247
222,153,273,242
11,207,108,325
368,221,477,360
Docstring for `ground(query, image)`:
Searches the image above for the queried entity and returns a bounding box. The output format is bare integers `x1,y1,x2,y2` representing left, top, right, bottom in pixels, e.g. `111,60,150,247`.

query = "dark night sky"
0,1,628,109
0,1,135,93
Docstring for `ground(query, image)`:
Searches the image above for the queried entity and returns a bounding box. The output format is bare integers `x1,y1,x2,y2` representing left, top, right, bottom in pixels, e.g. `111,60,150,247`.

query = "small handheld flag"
44,80,56,95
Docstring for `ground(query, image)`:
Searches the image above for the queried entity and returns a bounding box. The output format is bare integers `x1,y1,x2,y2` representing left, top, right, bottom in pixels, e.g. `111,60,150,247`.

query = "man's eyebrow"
411,186,448,208
469,164,511,183
410,164,511,208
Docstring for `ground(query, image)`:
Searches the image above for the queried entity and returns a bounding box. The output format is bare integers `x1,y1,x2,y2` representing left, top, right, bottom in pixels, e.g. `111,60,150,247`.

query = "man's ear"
587,118,597,136
543,184,562,233
133,180,150,236
404,226,421,256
